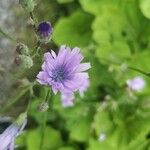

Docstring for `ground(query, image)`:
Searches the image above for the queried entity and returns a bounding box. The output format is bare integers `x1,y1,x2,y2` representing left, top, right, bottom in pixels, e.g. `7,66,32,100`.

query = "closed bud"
15,112,27,126
18,54,33,69
37,21,53,44
37,102,49,112
19,0,36,12
16,43,29,56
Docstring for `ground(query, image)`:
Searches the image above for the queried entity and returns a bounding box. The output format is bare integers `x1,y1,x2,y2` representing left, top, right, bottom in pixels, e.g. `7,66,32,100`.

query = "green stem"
0,87,30,114
0,27,16,42
31,42,41,58
29,12,43,58
26,84,35,113
100,57,150,77
128,66,150,77
39,110,47,150
39,88,52,150
1,81,36,114
45,88,51,102
29,12,37,34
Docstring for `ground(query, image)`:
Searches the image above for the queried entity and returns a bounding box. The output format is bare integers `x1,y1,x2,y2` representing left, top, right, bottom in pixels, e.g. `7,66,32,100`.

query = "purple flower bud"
127,76,145,91
38,21,52,38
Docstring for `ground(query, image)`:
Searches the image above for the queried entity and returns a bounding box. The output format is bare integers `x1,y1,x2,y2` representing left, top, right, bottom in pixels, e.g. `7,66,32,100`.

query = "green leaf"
28,98,45,124
58,146,76,150
128,51,150,71
53,100,94,142
27,127,63,150
94,109,113,136
16,131,27,147
87,138,116,150
139,0,150,19
53,10,93,47
69,116,91,142
79,0,119,16
92,8,133,62
57,0,74,3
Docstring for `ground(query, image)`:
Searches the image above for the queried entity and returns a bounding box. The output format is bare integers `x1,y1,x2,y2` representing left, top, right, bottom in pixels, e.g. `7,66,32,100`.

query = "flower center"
52,67,66,82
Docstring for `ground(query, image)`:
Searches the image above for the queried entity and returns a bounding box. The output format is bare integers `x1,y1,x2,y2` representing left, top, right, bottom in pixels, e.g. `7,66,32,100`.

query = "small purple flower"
37,21,52,38
127,76,145,91
0,119,27,150
37,45,91,105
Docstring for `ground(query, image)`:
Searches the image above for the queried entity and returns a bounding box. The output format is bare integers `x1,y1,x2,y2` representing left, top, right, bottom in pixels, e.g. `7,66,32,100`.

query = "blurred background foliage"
0,0,150,149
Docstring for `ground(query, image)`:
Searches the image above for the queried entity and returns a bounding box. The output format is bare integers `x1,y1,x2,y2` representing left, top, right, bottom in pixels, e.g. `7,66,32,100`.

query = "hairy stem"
29,12,37,34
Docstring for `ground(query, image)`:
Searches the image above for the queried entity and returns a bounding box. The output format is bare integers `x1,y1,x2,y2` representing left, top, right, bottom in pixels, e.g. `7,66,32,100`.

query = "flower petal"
44,52,54,62
37,71,49,85
79,79,89,97
61,93,74,107
71,47,80,55
76,63,91,72
51,50,57,59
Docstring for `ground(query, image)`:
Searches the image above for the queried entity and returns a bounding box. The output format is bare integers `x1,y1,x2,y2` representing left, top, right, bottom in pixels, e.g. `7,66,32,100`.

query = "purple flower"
37,45,91,105
127,76,145,91
0,118,27,150
37,21,52,38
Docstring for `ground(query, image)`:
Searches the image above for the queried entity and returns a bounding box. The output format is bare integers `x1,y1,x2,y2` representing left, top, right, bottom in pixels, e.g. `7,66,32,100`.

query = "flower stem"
40,110,47,150
100,57,150,77
127,66,150,77
29,12,37,34
0,27,16,42
0,86,30,114
39,88,52,150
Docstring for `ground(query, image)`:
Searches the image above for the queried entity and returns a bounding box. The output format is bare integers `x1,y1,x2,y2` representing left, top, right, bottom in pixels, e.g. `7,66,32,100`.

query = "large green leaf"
58,147,76,150
94,108,113,136
26,127,63,150
87,138,113,150
69,116,91,142
53,10,93,47
92,7,133,62
128,51,150,72
79,0,119,16
57,0,74,3
139,0,150,19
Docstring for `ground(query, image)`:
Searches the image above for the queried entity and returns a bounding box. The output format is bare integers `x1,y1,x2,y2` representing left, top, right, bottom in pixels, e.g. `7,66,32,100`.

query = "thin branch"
100,57,150,77
29,12,37,33
0,27,16,42
128,66,150,77
39,88,52,150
